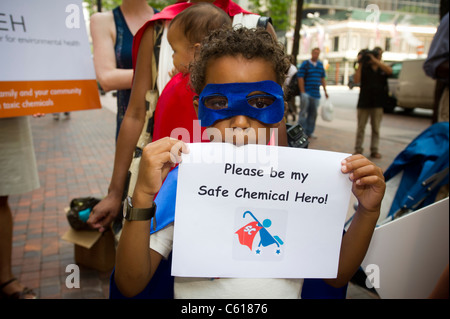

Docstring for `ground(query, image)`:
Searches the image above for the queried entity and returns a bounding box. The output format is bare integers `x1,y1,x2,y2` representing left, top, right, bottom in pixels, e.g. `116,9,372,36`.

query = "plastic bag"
321,98,334,122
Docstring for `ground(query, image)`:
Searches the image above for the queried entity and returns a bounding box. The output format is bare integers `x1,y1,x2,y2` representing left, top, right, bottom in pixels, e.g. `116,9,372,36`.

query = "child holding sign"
113,27,386,299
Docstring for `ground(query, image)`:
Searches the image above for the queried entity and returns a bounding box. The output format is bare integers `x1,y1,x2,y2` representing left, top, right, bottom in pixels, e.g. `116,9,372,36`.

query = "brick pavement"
7,91,432,299
9,107,115,299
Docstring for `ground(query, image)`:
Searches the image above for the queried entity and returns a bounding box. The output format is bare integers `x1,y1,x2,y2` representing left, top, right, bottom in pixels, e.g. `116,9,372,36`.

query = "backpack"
287,73,300,99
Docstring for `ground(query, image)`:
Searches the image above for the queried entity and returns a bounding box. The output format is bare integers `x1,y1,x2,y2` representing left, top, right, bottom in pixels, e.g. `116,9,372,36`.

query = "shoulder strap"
152,22,164,92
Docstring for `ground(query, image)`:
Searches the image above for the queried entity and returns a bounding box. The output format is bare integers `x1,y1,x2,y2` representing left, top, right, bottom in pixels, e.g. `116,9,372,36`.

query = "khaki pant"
355,107,384,154
438,86,449,122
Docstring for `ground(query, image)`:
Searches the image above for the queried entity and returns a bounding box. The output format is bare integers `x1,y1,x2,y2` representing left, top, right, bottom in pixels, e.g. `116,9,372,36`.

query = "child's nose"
230,115,251,129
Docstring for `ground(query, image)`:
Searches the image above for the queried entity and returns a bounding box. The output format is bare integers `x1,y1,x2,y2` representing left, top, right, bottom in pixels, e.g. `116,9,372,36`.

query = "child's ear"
193,43,201,58
193,96,199,116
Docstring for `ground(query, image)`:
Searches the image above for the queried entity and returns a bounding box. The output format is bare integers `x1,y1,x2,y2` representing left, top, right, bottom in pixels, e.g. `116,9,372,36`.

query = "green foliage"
148,0,177,11
397,5,430,14
83,0,176,16
248,0,293,31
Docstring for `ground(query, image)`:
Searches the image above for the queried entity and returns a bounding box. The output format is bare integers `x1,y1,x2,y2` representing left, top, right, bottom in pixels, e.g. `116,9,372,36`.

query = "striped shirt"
297,60,326,99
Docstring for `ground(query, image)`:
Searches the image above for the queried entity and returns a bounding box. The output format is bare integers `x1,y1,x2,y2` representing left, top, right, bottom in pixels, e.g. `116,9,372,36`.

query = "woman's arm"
373,58,393,76
90,12,134,92
88,24,155,231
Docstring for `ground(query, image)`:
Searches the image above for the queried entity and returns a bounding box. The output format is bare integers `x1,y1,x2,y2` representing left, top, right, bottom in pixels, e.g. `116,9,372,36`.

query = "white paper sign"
0,0,95,81
0,0,100,117
361,198,449,299
172,143,352,278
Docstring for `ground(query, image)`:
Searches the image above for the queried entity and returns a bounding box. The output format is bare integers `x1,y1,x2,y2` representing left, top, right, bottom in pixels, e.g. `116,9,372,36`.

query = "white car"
394,59,436,112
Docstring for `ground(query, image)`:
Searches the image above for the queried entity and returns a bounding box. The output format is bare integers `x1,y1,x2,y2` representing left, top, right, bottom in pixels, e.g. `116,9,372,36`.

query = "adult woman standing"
90,0,156,140
0,117,39,299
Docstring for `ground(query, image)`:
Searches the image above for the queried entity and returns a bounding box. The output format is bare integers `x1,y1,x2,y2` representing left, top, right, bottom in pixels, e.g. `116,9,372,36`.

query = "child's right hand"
133,137,189,201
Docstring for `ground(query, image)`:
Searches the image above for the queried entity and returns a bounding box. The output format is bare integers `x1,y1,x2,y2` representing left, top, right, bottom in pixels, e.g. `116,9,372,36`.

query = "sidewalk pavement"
8,90,429,299
9,102,115,299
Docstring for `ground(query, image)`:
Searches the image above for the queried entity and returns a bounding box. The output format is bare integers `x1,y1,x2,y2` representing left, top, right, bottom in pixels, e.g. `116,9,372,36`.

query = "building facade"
303,0,440,15
287,1,440,85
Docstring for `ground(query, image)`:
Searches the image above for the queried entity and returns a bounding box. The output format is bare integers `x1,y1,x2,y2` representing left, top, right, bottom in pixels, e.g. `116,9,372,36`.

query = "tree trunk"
291,0,304,65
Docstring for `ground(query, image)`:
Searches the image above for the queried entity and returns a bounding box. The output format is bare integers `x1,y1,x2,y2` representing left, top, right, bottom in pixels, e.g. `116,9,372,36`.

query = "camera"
358,49,379,64
286,123,309,148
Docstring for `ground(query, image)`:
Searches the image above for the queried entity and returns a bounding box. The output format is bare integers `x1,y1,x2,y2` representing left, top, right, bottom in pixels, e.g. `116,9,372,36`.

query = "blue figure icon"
243,211,284,250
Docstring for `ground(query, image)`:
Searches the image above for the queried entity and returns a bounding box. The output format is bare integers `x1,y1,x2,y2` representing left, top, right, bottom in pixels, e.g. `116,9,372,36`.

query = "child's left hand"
341,154,385,216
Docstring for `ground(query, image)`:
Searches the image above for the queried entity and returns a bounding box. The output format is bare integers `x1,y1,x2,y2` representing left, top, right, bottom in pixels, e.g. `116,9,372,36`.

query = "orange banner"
0,79,101,118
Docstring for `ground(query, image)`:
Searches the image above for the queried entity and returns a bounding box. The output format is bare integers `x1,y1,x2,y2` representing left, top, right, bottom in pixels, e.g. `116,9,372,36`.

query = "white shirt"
150,225,303,299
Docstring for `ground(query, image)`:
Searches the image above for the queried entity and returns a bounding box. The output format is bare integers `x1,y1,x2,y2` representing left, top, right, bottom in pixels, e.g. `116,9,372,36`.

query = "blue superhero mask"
197,80,285,127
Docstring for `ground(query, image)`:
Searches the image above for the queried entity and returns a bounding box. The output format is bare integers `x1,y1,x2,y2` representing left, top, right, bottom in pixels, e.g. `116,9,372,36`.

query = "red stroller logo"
235,210,284,256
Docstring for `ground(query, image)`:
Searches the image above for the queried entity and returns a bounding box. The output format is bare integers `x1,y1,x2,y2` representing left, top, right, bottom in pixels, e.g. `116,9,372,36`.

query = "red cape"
132,0,252,70
133,1,253,144
152,72,206,143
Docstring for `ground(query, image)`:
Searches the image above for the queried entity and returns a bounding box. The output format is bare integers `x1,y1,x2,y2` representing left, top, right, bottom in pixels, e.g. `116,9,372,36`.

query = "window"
333,36,339,52
385,37,391,52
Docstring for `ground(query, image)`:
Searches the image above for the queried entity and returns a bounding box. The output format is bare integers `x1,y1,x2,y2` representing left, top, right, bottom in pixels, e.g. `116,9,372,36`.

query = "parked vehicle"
394,59,435,112
385,62,402,113
348,74,360,89
349,59,434,113
387,62,402,99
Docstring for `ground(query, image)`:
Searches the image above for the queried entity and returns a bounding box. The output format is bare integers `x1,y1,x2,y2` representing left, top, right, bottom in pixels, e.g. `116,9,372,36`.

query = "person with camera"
353,47,392,159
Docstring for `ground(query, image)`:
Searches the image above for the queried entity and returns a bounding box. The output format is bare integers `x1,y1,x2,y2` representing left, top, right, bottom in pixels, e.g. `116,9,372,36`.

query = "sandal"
0,278,37,299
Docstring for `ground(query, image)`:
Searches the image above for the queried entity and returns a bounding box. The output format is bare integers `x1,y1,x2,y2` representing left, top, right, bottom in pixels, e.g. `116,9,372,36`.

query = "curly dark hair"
189,26,291,94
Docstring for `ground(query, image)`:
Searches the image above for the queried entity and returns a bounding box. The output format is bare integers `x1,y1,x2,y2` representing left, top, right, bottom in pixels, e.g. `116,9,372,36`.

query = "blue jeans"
298,93,321,136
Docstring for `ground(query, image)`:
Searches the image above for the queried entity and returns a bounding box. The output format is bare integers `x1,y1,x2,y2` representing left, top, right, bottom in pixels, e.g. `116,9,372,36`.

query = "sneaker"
308,134,318,139
370,152,382,159
52,113,60,120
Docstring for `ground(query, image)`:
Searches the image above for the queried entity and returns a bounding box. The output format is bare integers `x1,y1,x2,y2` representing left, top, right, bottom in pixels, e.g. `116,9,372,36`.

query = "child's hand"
134,137,189,200
341,154,385,216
